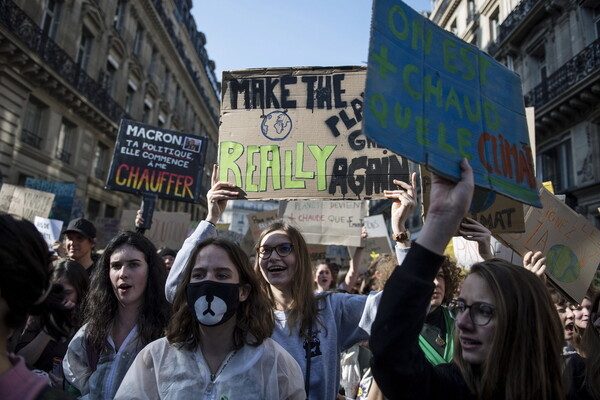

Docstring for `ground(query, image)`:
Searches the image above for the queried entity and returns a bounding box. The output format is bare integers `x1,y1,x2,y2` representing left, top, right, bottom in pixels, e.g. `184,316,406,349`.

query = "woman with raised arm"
166,165,413,399
369,159,568,400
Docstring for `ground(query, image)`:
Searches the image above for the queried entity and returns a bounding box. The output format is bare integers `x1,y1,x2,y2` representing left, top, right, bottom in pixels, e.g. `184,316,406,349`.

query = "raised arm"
458,217,493,260
165,164,239,302
384,172,417,249
370,160,474,399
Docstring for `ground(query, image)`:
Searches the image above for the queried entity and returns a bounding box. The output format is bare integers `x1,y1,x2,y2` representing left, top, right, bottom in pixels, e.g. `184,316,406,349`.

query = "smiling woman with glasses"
570,292,600,399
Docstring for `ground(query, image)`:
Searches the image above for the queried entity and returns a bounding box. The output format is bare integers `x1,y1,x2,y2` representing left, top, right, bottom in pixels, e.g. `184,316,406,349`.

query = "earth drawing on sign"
546,244,581,283
261,111,292,141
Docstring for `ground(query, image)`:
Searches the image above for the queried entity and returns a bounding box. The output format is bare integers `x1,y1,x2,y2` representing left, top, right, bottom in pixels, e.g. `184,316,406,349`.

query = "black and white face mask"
186,281,242,326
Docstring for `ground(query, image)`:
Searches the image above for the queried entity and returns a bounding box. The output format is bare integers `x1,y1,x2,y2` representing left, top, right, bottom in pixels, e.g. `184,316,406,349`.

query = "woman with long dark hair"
63,231,169,399
115,237,304,399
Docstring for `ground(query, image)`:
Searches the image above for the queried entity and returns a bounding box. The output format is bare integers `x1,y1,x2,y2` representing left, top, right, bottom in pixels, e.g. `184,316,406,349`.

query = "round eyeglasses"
257,243,293,259
448,300,495,326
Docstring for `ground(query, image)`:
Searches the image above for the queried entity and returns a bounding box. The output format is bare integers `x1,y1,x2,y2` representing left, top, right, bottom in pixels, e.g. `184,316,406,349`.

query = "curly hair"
0,214,51,329
167,237,274,350
440,256,463,304
84,231,169,352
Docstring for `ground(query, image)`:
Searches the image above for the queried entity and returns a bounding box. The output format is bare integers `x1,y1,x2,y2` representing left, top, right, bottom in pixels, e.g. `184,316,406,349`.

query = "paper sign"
0,184,55,221
364,0,540,207
25,179,76,224
120,210,191,250
359,236,394,270
218,67,410,200
34,216,63,250
364,214,389,237
498,186,600,303
106,119,208,202
282,200,367,246
421,171,525,233
247,209,280,241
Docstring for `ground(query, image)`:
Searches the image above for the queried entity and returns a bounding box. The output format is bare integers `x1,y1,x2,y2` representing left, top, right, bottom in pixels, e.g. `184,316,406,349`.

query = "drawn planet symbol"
469,188,496,213
546,244,580,283
261,111,292,141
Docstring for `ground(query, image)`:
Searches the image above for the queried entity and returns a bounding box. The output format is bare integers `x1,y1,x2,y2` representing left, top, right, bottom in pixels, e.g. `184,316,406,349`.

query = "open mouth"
268,266,286,272
118,284,132,291
565,322,575,333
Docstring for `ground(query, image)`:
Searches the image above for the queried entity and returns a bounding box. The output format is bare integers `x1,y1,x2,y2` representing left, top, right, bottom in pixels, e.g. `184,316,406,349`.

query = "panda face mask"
186,281,243,326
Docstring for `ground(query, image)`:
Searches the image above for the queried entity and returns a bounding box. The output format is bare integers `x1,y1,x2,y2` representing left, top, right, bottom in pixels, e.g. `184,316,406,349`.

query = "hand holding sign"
207,164,239,225
523,250,547,280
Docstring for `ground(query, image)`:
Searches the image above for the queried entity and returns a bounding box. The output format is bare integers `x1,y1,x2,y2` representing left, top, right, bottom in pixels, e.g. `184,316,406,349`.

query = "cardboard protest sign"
106,119,208,202
247,209,280,241
364,0,540,207
0,184,55,221
364,214,389,237
218,67,410,200
121,210,191,249
498,186,600,303
34,216,63,250
421,171,525,233
282,200,366,247
25,179,76,224
359,236,394,270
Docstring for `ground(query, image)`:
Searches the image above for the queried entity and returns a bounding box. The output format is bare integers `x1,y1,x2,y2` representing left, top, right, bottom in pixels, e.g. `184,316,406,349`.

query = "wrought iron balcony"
56,148,71,164
524,37,600,109
21,129,43,148
0,0,128,125
487,0,543,56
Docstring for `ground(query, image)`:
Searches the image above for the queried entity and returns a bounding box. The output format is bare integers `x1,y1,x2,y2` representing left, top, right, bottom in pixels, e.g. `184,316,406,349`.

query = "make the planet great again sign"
218,66,409,200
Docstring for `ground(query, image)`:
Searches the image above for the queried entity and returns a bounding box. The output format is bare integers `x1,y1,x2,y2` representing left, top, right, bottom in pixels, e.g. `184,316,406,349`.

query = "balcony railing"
21,129,43,148
524,38,600,109
487,0,543,55
56,148,71,164
0,0,129,125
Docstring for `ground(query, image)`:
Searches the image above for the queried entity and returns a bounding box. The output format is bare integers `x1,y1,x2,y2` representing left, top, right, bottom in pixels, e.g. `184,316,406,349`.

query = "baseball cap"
64,218,96,239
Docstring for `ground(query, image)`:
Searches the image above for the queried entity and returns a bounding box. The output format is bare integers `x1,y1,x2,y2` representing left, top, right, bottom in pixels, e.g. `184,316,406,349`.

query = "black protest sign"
106,119,207,202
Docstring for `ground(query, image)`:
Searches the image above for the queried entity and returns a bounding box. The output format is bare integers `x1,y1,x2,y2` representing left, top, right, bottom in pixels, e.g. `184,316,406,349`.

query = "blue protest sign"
25,179,76,224
364,0,541,207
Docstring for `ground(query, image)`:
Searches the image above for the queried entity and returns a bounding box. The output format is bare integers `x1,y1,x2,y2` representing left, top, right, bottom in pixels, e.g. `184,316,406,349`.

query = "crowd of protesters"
1,160,599,400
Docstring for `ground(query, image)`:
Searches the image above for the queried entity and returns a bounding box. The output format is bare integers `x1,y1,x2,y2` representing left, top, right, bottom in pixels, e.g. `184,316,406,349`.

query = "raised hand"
523,250,547,280
206,164,239,224
384,172,417,235
459,217,493,260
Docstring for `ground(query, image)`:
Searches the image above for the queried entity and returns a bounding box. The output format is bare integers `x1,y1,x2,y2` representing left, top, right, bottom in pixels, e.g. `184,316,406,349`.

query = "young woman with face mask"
115,237,304,399
369,160,568,400
62,232,169,399
165,165,403,399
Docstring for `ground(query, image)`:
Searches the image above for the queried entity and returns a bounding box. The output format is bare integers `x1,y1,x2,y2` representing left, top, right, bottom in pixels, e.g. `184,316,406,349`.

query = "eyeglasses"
257,243,293,259
448,300,495,326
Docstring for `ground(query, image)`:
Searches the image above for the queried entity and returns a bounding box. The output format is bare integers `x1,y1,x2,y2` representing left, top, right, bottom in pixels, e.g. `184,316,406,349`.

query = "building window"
142,98,153,123
105,59,118,97
113,0,126,32
538,139,573,192
594,5,600,39
77,28,93,72
42,0,62,39
490,8,499,42
56,118,75,164
450,19,457,35
149,47,158,75
93,142,109,180
174,85,180,109
105,204,116,218
22,98,45,149
87,198,101,221
125,80,137,115
133,24,144,57
163,68,170,93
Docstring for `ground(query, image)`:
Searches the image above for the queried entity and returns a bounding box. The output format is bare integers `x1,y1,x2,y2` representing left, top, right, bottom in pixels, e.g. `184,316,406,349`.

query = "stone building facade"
430,0,600,228
0,0,220,222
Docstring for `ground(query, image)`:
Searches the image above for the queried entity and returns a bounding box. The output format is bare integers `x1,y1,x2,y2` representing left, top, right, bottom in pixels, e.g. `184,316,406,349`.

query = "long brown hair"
255,220,323,340
167,237,274,350
580,292,600,398
454,259,567,400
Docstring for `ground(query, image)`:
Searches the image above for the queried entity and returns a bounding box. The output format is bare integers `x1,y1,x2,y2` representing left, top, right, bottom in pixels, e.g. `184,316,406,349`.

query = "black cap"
64,218,96,239
158,248,177,258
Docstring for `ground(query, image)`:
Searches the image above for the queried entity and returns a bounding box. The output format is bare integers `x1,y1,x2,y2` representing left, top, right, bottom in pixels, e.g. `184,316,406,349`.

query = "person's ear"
239,283,251,302
91,238,97,249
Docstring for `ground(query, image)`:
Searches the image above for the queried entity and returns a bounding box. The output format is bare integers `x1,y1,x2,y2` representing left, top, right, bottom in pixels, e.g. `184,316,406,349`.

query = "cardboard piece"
247,209,280,241
120,210,191,250
364,0,540,207
0,184,55,221
106,119,208,202
25,179,76,224
421,170,525,233
218,67,410,200
34,216,64,251
282,200,366,247
498,186,600,303
364,214,389,237
359,236,394,270
93,217,121,249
